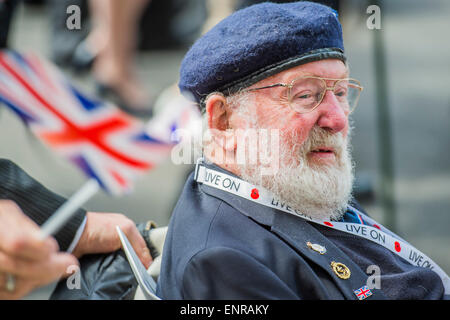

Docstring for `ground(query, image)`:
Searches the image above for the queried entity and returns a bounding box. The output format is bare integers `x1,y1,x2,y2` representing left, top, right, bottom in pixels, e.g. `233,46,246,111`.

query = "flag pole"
39,178,100,239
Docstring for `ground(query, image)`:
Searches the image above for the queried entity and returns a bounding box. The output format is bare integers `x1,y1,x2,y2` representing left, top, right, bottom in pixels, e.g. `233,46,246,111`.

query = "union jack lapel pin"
353,285,373,300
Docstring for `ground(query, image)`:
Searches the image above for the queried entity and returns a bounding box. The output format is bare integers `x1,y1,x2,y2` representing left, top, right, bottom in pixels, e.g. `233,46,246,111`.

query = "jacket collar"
196,162,276,225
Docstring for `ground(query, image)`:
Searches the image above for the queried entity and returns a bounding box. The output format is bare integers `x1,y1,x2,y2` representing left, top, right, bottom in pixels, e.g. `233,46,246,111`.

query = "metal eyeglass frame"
241,76,364,114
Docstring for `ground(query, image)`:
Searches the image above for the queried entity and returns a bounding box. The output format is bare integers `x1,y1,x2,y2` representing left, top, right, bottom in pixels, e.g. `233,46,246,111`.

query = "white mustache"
298,126,348,160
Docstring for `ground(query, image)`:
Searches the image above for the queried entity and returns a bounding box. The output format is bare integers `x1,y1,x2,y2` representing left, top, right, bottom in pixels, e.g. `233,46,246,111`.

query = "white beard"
240,126,354,221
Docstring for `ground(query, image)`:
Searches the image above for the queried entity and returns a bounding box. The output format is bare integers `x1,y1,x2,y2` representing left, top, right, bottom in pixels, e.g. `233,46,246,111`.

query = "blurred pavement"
1,0,449,299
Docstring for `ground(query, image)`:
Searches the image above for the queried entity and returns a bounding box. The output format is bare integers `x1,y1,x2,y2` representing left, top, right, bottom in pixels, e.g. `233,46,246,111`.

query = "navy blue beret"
179,1,346,108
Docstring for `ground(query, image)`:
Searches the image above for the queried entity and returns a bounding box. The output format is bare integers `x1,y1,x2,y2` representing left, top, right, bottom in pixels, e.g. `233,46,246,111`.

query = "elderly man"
157,1,449,300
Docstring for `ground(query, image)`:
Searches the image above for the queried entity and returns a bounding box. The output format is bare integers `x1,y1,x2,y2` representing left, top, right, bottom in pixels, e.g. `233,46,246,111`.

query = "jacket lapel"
271,211,386,300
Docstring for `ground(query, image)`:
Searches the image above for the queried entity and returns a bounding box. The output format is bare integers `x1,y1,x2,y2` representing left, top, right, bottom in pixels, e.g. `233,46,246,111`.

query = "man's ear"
205,94,235,152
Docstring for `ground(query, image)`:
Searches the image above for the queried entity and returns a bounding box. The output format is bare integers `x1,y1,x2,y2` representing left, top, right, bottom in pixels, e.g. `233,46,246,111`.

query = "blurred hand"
72,211,152,269
0,200,79,300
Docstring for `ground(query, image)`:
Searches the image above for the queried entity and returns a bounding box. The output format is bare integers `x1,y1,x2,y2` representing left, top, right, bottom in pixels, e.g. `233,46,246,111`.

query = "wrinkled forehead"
251,59,349,88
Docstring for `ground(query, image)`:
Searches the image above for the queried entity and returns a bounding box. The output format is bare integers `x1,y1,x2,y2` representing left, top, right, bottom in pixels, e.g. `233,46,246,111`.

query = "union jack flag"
353,285,373,300
0,50,193,195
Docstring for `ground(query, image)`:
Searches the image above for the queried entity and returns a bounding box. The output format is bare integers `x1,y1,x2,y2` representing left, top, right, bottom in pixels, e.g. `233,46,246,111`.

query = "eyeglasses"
242,76,364,114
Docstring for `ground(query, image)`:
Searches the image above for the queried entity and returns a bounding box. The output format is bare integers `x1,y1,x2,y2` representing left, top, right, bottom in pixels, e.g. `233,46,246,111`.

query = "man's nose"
315,90,348,134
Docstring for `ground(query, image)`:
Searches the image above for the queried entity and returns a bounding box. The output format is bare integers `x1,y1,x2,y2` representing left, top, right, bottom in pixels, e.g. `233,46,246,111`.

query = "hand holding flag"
0,50,200,237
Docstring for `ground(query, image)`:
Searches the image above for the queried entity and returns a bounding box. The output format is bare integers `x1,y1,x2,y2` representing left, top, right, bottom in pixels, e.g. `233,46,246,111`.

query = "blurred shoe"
71,40,96,73
96,81,154,119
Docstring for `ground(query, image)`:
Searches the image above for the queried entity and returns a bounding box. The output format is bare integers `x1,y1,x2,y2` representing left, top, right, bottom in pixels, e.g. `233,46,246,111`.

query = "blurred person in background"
77,0,153,117
0,0,154,117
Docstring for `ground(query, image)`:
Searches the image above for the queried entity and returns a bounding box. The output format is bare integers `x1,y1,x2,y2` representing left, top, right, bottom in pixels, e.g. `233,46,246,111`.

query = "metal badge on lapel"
306,242,326,254
330,261,351,279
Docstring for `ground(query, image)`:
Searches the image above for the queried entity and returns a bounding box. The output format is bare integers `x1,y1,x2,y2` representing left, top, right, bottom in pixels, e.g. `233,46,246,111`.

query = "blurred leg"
91,0,151,111
0,0,19,49
84,0,110,57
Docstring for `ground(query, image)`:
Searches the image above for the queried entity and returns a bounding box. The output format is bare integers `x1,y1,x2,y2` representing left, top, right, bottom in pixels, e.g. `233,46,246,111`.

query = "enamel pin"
306,242,327,254
353,285,373,300
330,261,351,279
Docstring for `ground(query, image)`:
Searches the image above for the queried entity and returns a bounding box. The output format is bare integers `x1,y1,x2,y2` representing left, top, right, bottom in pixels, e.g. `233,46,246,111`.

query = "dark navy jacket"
0,159,85,251
157,164,447,300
